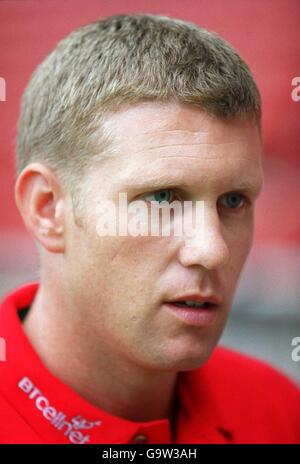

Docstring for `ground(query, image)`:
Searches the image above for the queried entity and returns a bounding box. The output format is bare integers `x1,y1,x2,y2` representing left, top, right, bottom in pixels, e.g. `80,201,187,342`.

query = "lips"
166,293,221,307
163,293,221,327
169,301,214,309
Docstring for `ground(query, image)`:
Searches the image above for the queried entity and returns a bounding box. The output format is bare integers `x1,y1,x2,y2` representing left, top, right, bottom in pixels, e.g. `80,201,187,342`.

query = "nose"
178,207,230,270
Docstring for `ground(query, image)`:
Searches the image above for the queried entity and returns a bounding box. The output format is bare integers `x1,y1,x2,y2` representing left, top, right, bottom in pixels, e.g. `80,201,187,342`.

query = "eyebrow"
227,180,263,197
123,175,189,190
122,174,263,197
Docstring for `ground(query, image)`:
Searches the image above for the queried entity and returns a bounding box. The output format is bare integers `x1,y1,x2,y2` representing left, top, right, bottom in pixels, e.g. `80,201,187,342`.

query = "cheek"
104,233,171,266
86,234,170,294
225,214,254,276
86,237,170,333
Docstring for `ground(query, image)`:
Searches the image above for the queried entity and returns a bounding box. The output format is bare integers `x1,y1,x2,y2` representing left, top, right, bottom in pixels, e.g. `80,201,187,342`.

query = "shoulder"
208,345,299,393
199,346,300,443
0,390,42,443
205,345,300,401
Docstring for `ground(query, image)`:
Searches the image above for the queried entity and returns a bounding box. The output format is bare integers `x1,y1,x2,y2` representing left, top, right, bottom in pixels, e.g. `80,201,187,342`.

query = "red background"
0,0,299,244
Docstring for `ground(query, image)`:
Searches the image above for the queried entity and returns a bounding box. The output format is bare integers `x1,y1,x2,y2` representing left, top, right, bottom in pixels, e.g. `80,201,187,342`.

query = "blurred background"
0,0,299,383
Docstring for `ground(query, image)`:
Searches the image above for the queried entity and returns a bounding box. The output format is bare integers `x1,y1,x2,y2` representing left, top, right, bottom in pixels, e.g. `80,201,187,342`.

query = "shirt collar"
0,282,233,444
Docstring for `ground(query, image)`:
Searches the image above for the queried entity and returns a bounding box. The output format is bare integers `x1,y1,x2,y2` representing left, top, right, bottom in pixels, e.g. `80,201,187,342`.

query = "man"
0,13,299,444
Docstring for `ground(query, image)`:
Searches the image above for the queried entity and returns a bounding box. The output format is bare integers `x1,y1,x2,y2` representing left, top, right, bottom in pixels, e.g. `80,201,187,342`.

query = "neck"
22,283,178,425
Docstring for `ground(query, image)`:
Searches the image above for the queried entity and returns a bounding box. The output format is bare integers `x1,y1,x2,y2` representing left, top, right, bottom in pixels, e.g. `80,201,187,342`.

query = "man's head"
15,14,263,371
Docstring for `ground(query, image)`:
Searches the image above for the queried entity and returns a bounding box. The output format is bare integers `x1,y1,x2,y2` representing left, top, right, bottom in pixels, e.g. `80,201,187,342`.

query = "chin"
175,350,213,371
155,342,217,372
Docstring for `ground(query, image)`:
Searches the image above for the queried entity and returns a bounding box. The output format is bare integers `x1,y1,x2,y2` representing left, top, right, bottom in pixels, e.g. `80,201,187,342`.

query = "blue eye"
220,193,245,209
144,189,174,204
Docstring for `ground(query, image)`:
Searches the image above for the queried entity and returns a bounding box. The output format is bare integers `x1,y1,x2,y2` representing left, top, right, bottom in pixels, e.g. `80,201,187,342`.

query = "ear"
15,162,66,253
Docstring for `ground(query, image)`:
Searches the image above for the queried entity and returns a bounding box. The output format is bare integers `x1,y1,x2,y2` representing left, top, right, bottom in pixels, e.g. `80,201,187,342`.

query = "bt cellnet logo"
18,376,102,443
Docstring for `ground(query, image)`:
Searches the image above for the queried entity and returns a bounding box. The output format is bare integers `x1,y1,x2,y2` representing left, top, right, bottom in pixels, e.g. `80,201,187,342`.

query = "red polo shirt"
0,283,299,444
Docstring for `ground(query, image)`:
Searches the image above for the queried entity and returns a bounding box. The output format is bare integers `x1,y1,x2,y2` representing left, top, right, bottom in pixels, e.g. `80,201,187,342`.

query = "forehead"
99,102,263,191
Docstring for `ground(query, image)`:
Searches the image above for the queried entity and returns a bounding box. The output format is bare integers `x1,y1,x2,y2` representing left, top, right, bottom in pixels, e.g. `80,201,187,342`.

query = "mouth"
169,300,214,309
163,295,220,327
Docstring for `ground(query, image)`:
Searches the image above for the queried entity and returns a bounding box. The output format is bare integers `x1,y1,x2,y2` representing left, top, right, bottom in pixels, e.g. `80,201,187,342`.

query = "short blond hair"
16,13,261,205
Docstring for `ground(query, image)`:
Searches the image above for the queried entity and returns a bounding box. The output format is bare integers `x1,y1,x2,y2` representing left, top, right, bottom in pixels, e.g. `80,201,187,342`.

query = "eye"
218,192,246,210
143,189,178,204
